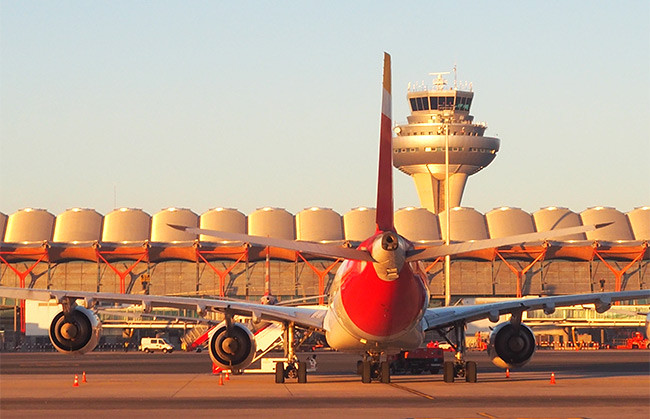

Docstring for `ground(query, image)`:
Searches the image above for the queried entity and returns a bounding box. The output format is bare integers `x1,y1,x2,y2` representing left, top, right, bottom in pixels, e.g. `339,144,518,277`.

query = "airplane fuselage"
323,231,430,352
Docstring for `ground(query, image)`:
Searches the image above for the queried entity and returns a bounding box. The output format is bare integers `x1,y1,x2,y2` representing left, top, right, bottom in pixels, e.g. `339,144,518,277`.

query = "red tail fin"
376,52,394,232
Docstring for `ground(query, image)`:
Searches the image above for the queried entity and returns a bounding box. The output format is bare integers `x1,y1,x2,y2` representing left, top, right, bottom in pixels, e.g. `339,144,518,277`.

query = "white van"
139,337,174,353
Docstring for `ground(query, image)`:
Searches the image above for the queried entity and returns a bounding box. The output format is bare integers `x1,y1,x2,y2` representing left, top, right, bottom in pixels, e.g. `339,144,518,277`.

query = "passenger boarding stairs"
181,321,284,360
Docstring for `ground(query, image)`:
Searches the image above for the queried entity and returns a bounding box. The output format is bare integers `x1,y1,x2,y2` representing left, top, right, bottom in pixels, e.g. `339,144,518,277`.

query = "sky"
1,1,649,218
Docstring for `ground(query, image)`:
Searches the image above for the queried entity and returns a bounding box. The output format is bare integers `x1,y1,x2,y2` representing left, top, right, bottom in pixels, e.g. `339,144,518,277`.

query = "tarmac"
1,350,649,418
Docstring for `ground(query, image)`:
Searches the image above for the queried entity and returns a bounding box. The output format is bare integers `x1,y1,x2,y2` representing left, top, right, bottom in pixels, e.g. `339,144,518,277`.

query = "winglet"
376,52,394,232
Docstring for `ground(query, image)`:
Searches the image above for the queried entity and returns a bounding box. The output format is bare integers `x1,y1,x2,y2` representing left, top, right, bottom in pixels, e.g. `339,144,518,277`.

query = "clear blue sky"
1,1,648,217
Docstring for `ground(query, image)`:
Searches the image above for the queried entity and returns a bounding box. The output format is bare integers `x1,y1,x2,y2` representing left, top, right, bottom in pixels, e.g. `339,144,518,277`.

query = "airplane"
0,53,648,384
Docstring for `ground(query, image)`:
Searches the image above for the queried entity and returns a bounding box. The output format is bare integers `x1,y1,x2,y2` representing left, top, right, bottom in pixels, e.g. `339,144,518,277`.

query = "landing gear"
274,321,309,384
358,352,391,383
275,361,285,383
439,321,478,383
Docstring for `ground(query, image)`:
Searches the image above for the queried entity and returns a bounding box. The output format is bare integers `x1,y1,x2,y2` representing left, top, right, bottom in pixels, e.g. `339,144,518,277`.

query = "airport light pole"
444,118,451,307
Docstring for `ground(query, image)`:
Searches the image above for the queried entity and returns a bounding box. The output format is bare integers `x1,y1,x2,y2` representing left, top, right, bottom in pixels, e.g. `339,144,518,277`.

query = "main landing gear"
356,352,390,384
440,321,478,383
274,321,308,384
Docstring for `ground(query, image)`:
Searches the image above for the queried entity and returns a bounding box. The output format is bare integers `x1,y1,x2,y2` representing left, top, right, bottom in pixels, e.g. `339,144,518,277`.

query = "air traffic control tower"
393,72,500,213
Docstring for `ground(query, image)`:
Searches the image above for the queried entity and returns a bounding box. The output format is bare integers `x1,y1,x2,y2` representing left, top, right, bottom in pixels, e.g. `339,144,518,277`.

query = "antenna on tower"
429,72,450,91
453,64,457,90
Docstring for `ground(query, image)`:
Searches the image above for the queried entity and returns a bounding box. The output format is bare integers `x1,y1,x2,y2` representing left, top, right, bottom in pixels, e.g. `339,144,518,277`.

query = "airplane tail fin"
376,52,394,232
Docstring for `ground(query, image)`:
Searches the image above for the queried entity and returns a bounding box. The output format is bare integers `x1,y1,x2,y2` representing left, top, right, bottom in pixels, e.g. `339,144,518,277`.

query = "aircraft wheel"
380,361,390,383
443,361,455,383
361,361,372,384
275,362,285,384
465,361,477,383
297,362,307,383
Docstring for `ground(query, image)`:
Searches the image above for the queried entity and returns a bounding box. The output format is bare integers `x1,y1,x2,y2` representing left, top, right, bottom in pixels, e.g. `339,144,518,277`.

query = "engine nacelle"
487,322,536,369
49,306,101,354
208,321,257,373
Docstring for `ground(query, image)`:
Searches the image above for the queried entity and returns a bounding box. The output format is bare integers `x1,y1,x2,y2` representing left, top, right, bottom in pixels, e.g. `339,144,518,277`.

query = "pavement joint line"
282,384,295,396
170,374,201,398
388,382,435,400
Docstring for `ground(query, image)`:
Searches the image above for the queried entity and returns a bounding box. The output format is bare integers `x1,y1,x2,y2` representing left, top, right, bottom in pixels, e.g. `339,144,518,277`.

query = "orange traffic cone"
73,374,79,387
218,373,224,386
82,371,87,383
550,372,556,384
212,364,221,375
225,372,230,381
505,368,510,378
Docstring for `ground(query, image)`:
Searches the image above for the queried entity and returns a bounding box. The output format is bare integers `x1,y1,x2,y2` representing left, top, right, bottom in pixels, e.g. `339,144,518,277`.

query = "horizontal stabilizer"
168,224,375,262
406,223,610,261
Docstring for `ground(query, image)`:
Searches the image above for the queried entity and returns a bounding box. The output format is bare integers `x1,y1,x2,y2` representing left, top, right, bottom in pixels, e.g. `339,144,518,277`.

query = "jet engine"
208,321,257,373
49,306,101,354
487,322,536,369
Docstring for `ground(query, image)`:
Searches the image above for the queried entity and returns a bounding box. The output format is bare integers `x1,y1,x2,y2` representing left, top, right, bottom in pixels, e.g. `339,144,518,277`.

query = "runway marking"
388,382,435,400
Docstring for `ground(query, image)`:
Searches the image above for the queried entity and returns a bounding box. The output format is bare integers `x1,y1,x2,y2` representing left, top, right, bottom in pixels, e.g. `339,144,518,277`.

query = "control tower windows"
455,96,472,111
456,97,466,111
410,95,471,112
410,97,431,111
417,97,429,110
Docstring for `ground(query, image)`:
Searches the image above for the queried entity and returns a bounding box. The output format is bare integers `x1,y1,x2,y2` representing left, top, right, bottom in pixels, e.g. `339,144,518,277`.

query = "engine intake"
209,321,257,373
487,322,536,369
49,306,101,354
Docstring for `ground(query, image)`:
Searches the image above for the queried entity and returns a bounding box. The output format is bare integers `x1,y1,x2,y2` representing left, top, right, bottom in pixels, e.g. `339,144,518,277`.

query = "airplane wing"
405,223,611,262
168,224,375,262
0,286,328,330
422,290,650,331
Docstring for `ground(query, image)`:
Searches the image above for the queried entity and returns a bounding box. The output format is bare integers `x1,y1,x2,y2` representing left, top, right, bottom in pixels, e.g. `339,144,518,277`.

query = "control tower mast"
393,71,500,213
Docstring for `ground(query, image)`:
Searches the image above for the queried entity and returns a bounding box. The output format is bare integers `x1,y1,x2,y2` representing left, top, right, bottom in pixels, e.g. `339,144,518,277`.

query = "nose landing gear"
357,352,391,383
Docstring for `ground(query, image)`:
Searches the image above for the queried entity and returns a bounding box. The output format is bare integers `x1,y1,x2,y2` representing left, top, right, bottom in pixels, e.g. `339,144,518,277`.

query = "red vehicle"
387,347,444,375
616,332,650,349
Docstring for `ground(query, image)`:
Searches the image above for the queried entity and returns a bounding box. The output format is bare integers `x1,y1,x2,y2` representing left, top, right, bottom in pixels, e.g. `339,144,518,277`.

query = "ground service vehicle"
1,53,649,386
616,332,650,349
139,337,174,353
387,347,444,374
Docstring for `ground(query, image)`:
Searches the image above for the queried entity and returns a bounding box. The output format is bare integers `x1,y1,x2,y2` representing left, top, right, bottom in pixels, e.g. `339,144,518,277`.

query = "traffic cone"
225,372,230,381
218,373,224,386
73,374,79,387
212,364,221,375
550,372,556,384
82,371,87,383
505,368,510,378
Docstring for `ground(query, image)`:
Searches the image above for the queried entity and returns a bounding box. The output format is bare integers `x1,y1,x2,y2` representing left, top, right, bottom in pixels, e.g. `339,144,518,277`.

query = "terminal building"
0,206,648,322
